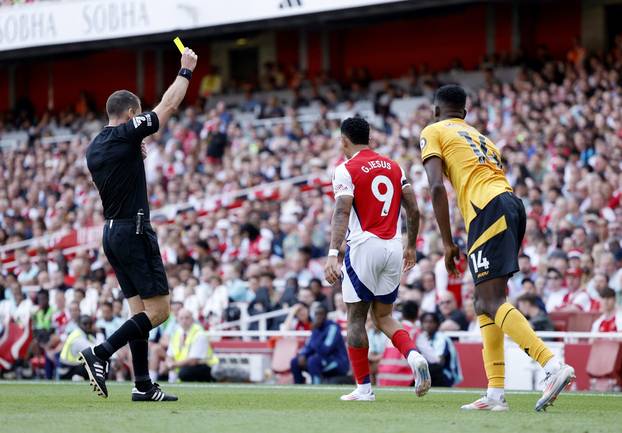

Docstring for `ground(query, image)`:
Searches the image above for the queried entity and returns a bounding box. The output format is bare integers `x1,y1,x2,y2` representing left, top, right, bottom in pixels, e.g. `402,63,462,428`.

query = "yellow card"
173,37,185,54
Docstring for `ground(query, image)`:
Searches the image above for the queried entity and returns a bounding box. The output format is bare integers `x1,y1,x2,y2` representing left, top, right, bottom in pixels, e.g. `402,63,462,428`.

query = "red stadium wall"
307,31,323,77
12,50,136,113
11,44,210,114
13,62,47,111
494,3,513,55
276,30,299,71
521,0,581,58
327,4,488,79
8,0,582,113
0,68,9,112
141,50,157,107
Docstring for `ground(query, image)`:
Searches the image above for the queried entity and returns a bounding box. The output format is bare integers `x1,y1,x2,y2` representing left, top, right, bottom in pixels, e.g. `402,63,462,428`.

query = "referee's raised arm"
152,47,198,128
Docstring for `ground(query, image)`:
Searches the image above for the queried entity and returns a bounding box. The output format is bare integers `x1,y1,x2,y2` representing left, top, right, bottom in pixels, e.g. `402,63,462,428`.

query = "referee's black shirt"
86,112,159,220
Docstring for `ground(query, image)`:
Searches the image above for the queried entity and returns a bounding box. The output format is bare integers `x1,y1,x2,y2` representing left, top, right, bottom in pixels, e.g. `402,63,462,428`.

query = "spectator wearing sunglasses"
544,268,568,312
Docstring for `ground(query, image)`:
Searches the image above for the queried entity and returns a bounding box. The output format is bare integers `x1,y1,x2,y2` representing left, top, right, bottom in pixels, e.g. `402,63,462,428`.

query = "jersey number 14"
470,250,490,273
458,131,502,169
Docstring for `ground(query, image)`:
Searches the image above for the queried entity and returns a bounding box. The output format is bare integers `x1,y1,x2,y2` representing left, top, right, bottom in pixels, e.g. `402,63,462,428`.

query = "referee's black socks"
129,339,153,392
94,312,152,360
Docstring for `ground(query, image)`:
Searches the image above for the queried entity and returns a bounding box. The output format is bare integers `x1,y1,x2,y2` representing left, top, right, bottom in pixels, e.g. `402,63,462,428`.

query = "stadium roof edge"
0,0,484,61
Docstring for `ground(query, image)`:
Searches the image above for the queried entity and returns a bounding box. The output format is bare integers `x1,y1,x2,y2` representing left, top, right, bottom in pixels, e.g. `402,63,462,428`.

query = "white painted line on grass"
0,380,620,398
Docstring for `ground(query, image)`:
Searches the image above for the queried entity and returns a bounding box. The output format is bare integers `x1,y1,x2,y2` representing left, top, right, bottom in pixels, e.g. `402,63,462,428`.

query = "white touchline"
0,381,620,398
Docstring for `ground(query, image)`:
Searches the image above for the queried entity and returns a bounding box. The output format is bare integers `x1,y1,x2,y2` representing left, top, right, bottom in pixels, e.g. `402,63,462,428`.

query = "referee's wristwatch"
178,68,192,81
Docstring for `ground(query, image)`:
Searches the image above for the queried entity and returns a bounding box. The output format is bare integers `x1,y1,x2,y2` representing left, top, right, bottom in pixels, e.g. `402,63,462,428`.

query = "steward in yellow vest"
165,309,218,382
59,315,96,380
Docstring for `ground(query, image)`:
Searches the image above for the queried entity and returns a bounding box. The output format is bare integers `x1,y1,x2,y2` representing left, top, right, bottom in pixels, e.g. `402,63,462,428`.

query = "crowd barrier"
207,329,622,390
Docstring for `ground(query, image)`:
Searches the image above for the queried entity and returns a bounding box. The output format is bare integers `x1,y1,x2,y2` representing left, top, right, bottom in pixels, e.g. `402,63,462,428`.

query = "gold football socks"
494,303,554,367
479,315,505,389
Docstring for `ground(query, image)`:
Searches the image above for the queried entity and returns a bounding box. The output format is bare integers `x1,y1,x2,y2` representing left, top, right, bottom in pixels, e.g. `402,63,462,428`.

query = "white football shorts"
341,237,403,304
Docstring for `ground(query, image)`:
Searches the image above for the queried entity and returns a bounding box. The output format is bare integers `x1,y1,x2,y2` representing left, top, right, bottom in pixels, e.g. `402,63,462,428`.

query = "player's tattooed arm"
325,195,353,285
401,185,420,249
423,156,460,276
401,184,420,272
329,196,353,250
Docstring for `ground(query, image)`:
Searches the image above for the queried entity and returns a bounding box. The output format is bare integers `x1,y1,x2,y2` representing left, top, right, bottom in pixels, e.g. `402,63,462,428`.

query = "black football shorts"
102,220,169,299
466,192,526,285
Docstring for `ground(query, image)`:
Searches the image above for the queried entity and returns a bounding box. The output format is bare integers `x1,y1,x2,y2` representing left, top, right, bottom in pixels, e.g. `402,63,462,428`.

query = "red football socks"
391,329,416,358
347,346,370,384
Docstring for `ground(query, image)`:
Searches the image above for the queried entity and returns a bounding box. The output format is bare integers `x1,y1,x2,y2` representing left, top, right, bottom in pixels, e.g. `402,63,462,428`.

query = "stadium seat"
585,340,622,391
564,343,592,390
567,312,601,332
549,311,572,332
0,319,32,372
271,337,300,384
454,343,487,388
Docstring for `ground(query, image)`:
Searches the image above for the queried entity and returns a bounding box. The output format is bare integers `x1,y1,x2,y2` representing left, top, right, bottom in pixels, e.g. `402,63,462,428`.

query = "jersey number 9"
371,175,394,216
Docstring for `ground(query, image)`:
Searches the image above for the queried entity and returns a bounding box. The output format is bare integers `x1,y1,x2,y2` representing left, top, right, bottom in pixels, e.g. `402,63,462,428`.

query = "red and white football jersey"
332,149,409,248
591,311,622,333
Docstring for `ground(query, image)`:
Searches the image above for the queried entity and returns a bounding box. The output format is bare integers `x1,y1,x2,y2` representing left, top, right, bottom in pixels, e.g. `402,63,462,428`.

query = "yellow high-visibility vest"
170,323,218,367
60,329,94,364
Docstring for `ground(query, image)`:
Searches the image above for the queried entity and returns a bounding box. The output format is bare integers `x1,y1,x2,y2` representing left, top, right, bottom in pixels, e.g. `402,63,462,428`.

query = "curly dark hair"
340,117,369,145
434,84,467,110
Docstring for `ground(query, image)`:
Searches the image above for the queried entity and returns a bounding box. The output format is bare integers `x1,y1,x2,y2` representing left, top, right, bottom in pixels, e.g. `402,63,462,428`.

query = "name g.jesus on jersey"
361,160,392,173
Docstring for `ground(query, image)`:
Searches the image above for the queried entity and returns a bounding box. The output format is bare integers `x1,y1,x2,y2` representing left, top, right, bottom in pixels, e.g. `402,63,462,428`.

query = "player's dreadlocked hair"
341,117,370,145
106,90,141,118
434,84,467,110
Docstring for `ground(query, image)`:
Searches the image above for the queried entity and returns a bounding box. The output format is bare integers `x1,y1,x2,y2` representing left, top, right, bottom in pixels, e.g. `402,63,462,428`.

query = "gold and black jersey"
420,118,512,232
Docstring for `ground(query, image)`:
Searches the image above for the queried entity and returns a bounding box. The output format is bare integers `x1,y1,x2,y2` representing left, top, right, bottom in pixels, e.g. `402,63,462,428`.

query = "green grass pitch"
0,382,619,433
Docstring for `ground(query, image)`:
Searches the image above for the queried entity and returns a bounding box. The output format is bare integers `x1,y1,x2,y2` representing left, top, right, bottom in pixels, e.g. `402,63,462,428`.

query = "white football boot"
535,364,575,412
461,395,509,412
409,353,432,397
340,388,376,401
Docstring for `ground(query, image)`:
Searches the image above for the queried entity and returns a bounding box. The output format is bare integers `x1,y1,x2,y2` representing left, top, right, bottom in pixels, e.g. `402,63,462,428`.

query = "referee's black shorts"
466,192,527,285
102,220,169,299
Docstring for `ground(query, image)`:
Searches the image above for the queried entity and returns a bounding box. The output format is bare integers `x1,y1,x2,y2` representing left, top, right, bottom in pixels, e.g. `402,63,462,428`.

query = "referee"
79,47,198,402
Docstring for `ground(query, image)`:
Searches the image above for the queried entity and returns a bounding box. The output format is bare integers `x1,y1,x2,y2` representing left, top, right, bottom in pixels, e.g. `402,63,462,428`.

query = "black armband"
178,68,192,81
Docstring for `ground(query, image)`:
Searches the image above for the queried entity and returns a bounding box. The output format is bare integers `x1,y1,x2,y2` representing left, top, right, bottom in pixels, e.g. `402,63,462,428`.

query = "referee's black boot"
78,348,109,398
132,383,178,402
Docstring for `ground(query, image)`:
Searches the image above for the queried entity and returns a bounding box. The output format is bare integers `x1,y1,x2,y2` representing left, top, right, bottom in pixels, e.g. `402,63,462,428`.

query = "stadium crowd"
0,36,621,381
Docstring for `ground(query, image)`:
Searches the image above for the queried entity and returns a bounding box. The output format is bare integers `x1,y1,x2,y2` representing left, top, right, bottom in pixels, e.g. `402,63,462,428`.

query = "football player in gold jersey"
420,85,574,412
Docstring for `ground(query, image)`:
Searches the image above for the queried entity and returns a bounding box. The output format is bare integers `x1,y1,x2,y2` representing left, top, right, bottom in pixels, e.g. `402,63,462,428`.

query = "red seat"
454,342,487,388
0,319,32,371
564,343,592,390
585,340,622,391
271,337,301,385
567,312,601,332
549,311,571,332
271,338,300,373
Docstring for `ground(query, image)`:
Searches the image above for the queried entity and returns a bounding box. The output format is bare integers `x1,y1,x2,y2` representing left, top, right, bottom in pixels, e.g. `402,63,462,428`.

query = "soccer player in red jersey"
325,117,431,401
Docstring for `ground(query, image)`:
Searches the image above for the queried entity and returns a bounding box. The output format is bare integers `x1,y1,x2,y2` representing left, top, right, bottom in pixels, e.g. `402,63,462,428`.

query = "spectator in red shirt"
556,268,595,312
281,303,312,331
591,288,622,333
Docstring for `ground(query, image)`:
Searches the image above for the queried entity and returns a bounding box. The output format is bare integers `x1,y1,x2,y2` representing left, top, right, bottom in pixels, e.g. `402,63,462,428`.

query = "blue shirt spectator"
417,312,462,387
291,306,349,384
